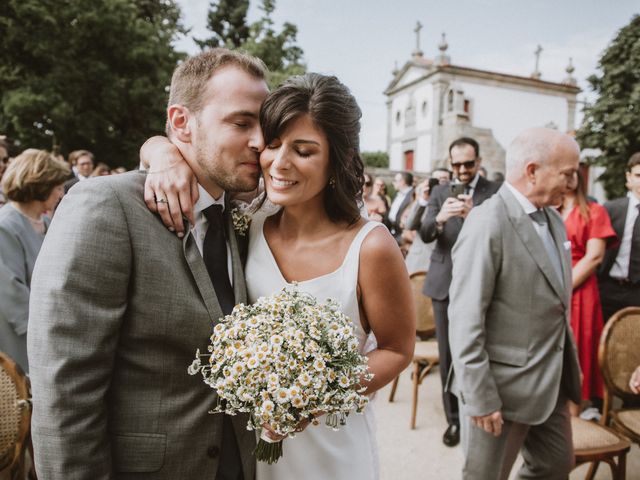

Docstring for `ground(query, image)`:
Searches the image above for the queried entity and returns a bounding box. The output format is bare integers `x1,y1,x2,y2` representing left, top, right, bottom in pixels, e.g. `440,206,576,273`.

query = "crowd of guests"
365,137,640,456
0,144,130,372
0,126,639,478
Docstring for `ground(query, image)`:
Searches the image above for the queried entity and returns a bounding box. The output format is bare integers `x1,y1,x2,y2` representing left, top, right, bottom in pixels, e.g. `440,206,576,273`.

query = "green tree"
361,151,389,169
194,0,250,50
0,0,184,168
196,0,306,88
577,14,640,199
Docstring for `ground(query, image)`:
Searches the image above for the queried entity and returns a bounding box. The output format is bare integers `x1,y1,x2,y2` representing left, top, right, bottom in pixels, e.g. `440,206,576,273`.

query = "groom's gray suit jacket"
448,186,582,424
28,171,255,479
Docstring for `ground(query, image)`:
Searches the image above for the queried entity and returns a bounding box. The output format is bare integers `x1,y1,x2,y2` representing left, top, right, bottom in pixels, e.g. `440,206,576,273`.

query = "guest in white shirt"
386,171,414,242
598,152,640,321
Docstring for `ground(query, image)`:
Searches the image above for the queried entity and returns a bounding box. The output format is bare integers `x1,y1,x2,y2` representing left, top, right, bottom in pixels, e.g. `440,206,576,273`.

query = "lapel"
471,176,497,206
499,188,568,306
181,198,248,325
546,206,572,301
613,198,629,238
182,227,224,324
472,177,487,205
402,187,414,211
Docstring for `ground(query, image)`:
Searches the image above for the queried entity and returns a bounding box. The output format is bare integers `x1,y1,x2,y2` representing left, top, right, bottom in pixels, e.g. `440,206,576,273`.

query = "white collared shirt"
609,192,640,279
191,185,233,285
504,181,546,237
463,173,480,195
388,185,412,222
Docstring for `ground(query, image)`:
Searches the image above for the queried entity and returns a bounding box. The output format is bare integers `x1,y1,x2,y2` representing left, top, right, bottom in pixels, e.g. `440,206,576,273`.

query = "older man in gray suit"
448,128,582,479
28,49,269,479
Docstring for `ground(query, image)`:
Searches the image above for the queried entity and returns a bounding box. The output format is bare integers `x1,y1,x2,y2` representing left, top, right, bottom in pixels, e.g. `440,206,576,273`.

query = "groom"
28,48,269,479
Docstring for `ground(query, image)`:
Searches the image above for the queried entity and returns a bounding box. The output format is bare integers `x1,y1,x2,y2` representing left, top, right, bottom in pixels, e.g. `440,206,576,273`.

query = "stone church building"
385,26,580,176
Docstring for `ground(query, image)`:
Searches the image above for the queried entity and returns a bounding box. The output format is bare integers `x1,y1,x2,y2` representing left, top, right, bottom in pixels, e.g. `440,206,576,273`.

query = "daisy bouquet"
188,286,373,464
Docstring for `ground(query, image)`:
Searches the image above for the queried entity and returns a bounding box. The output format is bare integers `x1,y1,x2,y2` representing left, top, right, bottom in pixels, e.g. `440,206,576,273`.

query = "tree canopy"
577,14,640,199
194,0,250,50
0,0,184,168
196,0,306,88
361,151,389,169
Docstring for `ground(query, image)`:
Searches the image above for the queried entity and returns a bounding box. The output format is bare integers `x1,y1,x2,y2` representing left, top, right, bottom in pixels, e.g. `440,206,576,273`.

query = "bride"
143,72,415,479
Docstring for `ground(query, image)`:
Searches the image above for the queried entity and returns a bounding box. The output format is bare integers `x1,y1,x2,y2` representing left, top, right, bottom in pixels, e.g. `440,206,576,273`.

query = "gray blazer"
28,172,255,480
420,176,499,300
0,203,50,372
448,186,581,424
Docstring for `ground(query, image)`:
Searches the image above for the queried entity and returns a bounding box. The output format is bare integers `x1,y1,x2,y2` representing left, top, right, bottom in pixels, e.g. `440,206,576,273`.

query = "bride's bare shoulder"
359,221,401,262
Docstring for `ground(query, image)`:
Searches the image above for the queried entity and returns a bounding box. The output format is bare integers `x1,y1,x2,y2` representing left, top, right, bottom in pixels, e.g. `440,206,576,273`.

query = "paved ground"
375,364,640,480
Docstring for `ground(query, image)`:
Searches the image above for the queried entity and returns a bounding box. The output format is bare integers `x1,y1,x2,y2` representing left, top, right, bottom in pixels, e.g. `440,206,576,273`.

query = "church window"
422,100,428,116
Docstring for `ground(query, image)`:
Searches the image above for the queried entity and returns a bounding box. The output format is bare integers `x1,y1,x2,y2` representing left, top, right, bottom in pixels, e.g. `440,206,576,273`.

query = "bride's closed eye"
295,149,313,158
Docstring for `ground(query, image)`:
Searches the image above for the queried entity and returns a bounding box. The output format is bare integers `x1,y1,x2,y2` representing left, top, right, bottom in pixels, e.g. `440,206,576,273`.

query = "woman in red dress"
561,171,616,412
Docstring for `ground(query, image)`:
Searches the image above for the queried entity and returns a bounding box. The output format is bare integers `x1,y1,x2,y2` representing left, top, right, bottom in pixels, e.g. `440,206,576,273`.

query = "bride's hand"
261,416,315,442
142,136,198,237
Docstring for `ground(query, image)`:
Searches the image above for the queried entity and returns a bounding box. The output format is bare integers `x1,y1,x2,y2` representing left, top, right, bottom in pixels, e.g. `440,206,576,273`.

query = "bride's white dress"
245,210,381,480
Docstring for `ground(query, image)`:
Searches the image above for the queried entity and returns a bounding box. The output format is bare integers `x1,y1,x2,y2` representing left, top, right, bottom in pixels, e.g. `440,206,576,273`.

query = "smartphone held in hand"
449,183,466,198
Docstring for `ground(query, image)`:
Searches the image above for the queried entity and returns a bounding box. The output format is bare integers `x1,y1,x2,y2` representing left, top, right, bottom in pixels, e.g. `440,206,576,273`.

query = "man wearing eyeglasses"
419,137,499,447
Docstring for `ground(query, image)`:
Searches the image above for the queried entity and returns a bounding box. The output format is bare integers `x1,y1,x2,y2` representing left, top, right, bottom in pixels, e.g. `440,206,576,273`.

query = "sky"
174,0,638,152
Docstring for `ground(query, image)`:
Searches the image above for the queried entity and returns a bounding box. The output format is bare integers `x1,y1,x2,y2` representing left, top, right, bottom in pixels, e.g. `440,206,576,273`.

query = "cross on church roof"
531,45,543,79
413,21,424,57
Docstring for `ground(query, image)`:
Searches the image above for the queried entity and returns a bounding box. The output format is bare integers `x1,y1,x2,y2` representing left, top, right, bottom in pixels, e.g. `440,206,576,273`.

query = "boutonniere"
231,207,252,236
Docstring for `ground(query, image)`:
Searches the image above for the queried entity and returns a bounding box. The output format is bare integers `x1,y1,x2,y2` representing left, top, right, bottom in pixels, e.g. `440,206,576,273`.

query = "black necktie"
202,205,235,316
629,204,640,283
202,206,244,480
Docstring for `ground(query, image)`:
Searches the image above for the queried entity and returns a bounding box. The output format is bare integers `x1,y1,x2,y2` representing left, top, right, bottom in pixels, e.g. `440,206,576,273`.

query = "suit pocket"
486,343,528,367
112,432,166,473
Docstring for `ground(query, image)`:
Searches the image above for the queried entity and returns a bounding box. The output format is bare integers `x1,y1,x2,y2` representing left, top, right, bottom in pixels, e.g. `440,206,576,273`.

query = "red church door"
404,150,414,171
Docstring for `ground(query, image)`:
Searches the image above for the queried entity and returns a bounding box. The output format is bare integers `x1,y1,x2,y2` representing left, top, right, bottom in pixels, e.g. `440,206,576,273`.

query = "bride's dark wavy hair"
260,73,365,225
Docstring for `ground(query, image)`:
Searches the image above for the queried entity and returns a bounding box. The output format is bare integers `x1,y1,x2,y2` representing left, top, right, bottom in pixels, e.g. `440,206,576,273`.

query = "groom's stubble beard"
194,125,260,194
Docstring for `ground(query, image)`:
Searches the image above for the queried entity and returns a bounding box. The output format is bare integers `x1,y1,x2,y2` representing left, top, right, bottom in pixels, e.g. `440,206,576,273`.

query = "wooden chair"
0,352,34,480
600,307,640,444
388,271,439,429
572,416,630,480
571,307,640,479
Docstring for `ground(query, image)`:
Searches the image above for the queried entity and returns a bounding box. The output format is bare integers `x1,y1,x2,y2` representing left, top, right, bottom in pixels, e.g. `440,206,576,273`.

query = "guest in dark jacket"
418,137,499,447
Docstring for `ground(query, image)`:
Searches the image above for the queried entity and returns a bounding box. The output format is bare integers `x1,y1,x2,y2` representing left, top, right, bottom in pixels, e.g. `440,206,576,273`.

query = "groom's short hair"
168,48,267,115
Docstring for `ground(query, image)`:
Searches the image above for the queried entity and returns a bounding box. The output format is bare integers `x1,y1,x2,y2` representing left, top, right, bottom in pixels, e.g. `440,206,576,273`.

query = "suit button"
207,446,220,458
556,345,563,351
